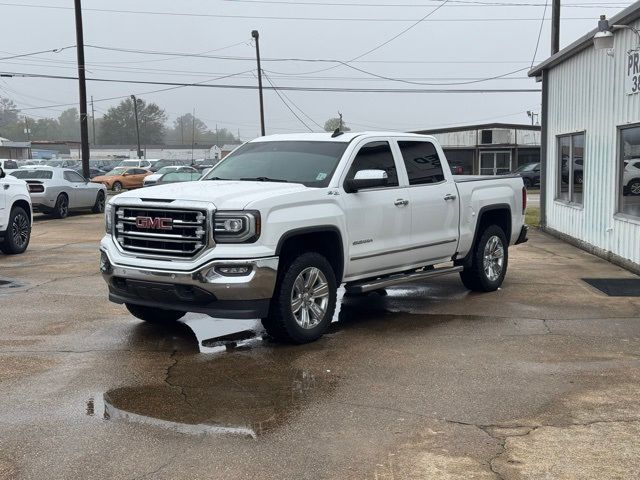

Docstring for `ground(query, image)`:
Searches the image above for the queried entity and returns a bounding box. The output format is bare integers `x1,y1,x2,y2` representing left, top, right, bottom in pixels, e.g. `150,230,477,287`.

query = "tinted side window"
398,141,445,185
4,160,18,169
64,171,85,182
132,169,146,175
346,141,398,187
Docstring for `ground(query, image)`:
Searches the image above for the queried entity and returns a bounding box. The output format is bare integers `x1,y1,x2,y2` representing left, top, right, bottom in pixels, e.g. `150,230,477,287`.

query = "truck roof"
248,132,436,143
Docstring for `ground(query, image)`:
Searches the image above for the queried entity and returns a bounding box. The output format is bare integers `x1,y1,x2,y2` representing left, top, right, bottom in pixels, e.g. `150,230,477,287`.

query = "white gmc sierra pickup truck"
100,132,528,343
0,166,32,255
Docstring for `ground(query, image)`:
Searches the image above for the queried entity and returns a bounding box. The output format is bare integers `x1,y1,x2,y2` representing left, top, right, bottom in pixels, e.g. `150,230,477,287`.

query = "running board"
345,266,463,294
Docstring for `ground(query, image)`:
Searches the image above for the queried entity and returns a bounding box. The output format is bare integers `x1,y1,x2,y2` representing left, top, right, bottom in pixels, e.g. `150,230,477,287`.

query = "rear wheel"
92,190,106,213
112,181,123,193
0,206,30,254
52,193,69,219
460,225,508,292
261,252,337,344
125,304,186,324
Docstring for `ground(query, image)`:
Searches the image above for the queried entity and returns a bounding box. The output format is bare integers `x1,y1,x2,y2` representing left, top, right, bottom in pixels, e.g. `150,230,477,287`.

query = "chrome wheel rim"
113,183,122,192
631,182,640,195
11,213,29,247
483,235,504,282
58,196,68,216
291,267,329,329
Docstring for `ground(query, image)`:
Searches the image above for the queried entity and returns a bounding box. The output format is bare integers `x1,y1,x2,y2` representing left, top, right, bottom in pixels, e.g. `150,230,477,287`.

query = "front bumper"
100,249,278,319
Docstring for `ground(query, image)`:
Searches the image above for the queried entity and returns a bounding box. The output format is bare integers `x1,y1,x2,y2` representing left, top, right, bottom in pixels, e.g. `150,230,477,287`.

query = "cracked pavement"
1,213,640,479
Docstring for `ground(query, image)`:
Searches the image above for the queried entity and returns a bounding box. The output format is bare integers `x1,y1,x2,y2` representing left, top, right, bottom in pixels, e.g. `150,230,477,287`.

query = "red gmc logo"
135,216,173,230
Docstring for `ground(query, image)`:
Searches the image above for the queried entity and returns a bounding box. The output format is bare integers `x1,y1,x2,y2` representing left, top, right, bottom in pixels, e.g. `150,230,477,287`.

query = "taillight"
28,184,44,193
522,186,527,213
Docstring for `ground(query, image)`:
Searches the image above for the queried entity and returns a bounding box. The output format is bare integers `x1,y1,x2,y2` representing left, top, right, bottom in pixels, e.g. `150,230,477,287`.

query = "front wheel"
0,206,31,254
460,225,508,292
92,190,106,213
125,303,186,324
628,178,640,196
262,252,337,344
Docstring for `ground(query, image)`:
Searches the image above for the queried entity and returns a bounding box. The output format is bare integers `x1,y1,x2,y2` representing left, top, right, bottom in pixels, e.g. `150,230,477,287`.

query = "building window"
619,125,640,218
557,132,584,204
481,130,493,144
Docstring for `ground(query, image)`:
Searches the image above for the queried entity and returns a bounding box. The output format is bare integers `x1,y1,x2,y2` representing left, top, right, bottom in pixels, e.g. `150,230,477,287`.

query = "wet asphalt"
1,213,640,479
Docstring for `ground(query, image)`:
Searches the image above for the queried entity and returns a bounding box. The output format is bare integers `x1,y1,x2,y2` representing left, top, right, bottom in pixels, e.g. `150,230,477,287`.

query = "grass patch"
525,206,540,227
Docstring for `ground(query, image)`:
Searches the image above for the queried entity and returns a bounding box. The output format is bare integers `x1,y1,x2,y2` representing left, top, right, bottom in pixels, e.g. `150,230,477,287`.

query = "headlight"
105,203,114,233
214,211,260,243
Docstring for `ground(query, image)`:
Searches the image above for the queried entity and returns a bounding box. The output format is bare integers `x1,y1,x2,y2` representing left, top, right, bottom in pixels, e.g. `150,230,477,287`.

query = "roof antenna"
331,111,344,138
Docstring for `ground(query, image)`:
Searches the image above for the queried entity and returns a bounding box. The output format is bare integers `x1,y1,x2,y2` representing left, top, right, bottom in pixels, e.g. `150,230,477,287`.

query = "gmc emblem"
135,216,173,230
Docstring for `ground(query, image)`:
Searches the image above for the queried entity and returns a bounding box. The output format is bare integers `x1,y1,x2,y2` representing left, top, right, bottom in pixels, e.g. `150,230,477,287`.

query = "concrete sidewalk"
0,214,639,479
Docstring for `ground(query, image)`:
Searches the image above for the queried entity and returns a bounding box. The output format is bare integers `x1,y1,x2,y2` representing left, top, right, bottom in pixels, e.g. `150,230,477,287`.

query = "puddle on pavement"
103,353,336,438
0,278,22,292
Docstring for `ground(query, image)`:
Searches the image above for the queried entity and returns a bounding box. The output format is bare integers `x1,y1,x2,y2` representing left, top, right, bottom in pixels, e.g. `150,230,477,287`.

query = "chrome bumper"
100,250,278,319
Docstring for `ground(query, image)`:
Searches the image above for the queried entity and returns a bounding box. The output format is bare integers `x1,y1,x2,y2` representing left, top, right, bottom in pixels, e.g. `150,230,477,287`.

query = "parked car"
511,162,540,188
143,166,199,187
155,170,202,186
623,159,640,195
0,165,31,254
149,159,193,172
100,132,527,344
45,159,80,169
0,159,19,174
10,167,107,218
73,167,108,179
91,167,151,192
117,159,153,169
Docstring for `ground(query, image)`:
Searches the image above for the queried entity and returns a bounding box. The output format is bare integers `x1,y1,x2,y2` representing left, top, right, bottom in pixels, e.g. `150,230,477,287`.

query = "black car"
73,166,108,179
512,162,540,188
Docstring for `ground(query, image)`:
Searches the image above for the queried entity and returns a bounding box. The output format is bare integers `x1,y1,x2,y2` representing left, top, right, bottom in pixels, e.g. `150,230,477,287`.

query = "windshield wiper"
203,176,230,181
240,176,289,183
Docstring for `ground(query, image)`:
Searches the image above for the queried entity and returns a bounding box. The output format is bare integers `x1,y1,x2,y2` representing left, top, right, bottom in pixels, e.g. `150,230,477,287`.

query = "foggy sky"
0,0,629,141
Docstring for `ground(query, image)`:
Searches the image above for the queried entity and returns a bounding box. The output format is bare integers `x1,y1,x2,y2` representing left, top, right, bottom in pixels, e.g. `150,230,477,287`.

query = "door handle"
394,199,409,207
443,194,457,201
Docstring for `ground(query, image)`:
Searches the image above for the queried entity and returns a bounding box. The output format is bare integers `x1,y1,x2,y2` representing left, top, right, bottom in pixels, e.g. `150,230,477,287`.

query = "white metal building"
529,2,640,273
412,123,540,175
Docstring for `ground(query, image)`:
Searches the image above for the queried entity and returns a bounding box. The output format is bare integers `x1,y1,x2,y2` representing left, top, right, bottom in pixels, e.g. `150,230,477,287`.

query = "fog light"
215,265,252,276
99,251,112,274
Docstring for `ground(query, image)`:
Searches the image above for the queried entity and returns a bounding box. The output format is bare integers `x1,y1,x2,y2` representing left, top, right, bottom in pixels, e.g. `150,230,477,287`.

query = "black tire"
574,172,583,185
112,181,123,193
52,193,69,219
628,178,640,196
92,190,106,213
460,225,508,292
0,206,30,255
125,303,186,324
261,252,337,344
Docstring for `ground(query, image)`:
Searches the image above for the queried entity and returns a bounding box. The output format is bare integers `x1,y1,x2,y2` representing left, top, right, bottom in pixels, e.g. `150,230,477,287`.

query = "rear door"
396,139,460,263
339,139,412,278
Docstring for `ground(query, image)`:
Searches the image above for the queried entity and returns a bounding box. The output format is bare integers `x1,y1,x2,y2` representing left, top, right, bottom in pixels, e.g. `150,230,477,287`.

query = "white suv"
0,166,32,254
624,159,640,195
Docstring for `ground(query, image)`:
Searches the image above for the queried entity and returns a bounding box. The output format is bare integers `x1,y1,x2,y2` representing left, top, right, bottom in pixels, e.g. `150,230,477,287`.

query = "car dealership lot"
1,214,640,479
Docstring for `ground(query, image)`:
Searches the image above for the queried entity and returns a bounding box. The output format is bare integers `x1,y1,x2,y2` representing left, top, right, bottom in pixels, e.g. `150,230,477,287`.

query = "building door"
479,151,512,175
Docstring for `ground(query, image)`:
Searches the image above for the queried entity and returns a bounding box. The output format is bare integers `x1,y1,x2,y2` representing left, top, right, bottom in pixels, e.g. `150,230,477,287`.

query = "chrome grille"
115,206,207,257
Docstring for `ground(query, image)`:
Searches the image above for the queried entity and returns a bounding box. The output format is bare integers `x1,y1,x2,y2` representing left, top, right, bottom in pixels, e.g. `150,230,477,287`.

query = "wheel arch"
455,204,512,268
11,199,32,223
275,226,345,283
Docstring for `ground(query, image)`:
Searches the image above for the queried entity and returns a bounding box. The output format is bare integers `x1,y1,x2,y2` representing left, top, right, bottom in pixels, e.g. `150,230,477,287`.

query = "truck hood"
114,180,309,210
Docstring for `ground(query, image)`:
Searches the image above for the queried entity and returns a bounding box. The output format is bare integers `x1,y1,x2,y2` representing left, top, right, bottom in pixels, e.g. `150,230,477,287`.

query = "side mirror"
0,167,4,179
344,169,388,193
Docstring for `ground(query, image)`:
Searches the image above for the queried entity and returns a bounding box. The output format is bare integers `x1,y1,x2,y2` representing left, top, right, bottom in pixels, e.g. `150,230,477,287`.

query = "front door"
480,151,512,175
340,140,411,279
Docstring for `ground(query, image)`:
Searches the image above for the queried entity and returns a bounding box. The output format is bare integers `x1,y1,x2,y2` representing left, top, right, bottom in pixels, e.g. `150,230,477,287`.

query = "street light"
594,15,640,52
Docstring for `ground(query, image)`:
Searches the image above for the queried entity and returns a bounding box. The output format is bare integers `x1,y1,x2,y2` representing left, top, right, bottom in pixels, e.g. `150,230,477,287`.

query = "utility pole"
130,95,142,159
216,123,219,147
74,0,90,179
23,117,31,140
191,108,196,161
551,0,561,55
180,117,184,144
251,30,266,136
90,95,96,145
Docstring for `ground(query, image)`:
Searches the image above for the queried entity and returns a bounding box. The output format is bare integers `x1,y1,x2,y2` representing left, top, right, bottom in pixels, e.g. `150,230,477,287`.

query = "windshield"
106,167,127,176
11,169,53,179
514,163,539,173
202,141,348,187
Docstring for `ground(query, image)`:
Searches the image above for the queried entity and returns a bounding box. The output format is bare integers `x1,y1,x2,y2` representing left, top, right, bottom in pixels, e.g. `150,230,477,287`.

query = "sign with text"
626,50,640,95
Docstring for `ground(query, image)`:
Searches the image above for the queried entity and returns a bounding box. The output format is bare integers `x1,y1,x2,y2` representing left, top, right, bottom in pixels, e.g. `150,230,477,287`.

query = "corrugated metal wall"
546,20,640,268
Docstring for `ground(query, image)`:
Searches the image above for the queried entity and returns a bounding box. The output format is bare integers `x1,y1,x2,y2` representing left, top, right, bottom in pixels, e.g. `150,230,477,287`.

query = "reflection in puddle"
181,316,261,353
104,356,336,438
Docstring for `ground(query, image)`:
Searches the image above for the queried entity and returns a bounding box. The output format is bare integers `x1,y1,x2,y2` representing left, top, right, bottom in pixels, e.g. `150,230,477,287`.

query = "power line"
263,72,323,130
0,3,607,22
263,72,313,131
0,46,75,61
223,0,629,8
531,0,549,67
